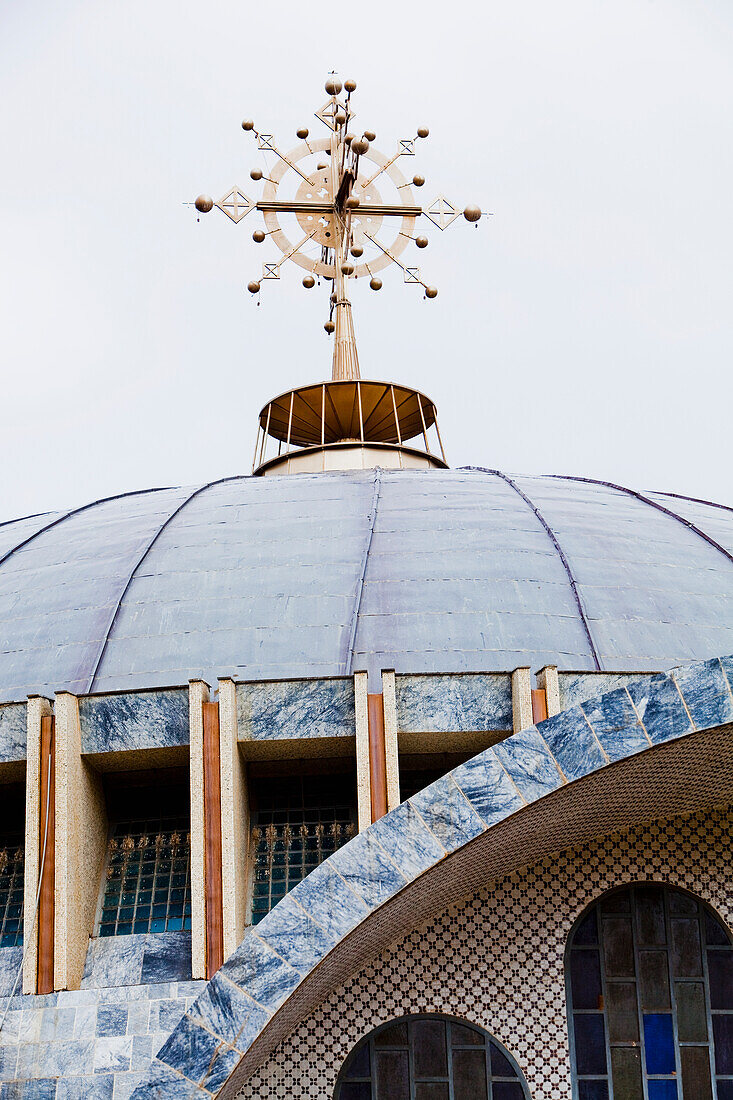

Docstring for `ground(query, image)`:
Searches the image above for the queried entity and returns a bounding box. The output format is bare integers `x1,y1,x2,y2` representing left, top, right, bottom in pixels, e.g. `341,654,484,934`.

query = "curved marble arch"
132,656,733,1099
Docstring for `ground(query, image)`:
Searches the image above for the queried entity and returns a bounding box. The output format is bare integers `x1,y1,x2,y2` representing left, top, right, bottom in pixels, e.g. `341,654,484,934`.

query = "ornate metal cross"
195,76,484,382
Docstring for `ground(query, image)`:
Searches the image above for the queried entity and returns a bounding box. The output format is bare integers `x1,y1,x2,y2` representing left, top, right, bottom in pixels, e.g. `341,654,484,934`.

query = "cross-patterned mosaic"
240,807,732,1100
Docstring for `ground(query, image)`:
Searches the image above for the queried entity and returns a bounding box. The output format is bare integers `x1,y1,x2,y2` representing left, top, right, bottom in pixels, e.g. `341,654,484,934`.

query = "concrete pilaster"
22,696,51,994
537,665,561,717
218,678,249,960
511,667,533,733
354,672,372,832
54,692,107,990
188,680,209,980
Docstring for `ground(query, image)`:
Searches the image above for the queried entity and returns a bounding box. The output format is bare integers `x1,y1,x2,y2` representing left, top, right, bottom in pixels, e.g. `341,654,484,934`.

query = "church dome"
1,466,731,702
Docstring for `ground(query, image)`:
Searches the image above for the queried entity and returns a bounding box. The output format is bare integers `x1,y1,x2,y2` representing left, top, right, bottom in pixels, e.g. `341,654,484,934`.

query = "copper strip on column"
202,702,224,978
367,694,388,823
531,688,548,725
37,715,55,995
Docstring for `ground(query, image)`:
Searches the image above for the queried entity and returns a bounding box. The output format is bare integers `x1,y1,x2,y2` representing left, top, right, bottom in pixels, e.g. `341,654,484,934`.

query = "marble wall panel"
394,673,512,734
79,690,189,754
236,678,355,742
81,932,192,989
0,704,25,763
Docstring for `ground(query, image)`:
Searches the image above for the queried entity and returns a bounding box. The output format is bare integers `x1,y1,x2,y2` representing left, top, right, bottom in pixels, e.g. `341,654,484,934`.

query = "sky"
1,0,732,521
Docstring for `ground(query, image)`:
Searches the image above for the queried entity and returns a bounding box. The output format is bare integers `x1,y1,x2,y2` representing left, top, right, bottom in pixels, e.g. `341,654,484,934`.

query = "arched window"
567,884,733,1099
334,1014,530,1100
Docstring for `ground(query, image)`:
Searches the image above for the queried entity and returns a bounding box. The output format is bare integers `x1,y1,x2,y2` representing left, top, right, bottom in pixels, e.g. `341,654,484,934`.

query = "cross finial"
195,76,485,382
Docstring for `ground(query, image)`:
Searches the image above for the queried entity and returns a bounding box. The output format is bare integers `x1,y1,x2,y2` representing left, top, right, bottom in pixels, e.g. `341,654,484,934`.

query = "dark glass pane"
578,1083,609,1100
451,1023,483,1047
670,919,702,978
375,1050,409,1100
345,1044,370,1078
680,1045,712,1100
415,1085,449,1100
375,1021,408,1047
639,950,671,1009
412,1019,447,1078
610,1046,643,1100
708,950,733,1008
606,982,639,1042
602,889,631,914
675,982,708,1042
647,1083,678,1100
669,890,697,916
571,950,603,1009
340,1084,371,1100
704,910,730,946
452,1050,488,1100
603,918,635,978
492,1085,525,1100
712,1014,733,1075
635,886,666,946
574,1014,607,1075
575,909,599,944
717,1081,733,1100
643,1013,675,1074
490,1043,517,1078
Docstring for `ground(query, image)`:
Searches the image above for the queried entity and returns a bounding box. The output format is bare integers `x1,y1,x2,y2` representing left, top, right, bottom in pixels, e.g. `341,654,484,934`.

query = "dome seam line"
461,467,603,671
85,475,250,694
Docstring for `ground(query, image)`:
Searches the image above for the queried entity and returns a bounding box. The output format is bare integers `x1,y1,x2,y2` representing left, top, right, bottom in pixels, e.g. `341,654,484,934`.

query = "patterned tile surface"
242,805,731,1099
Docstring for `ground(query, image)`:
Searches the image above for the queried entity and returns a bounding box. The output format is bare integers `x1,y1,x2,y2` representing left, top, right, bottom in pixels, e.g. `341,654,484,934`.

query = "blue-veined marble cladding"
236,677,355,741
0,704,25,763
0,947,22,996
395,673,512,733
82,931,192,988
558,672,645,711
79,689,188,754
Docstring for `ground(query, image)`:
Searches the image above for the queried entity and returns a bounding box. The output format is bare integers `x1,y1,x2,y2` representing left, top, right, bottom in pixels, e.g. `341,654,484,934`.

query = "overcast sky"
2,0,732,521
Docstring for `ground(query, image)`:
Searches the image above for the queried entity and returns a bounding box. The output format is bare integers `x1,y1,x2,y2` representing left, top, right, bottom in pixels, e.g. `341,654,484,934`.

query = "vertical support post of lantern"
416,393,430,455
434,410,447,464
285,390,294,455
390,385,402,446
321,384,326,447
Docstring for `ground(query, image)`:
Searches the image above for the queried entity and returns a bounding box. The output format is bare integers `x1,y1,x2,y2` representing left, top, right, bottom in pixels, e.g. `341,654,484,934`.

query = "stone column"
188,680,209,980
22,696,51,994
218,679,249,961
537,665,561,717
511,667,533,733
54,692,107,991
354,672,372,832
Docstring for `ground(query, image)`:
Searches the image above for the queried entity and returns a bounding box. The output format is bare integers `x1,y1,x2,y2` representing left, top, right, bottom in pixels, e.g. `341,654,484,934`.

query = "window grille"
250,774,357,924
0,834,24,948
99,792,191,937
336,1014,530,1100
567,884,733,1100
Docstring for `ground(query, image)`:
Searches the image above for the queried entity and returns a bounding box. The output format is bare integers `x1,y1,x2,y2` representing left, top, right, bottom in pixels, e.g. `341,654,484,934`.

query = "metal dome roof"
1,468,732,702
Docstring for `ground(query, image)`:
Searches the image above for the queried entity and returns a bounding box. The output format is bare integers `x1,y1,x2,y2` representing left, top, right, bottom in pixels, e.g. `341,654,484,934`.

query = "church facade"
0,469,731,1100
1,77,731,1100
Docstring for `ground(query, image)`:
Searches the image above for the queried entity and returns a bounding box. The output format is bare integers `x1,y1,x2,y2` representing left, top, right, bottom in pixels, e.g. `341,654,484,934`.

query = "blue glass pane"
344,1043,370,1079
713,1014,733,1075
647,1082,678,1100
491,1085,524,1100
570,950,603,1010
578,1084,608,1100
574,1014,607,1076
489,1043,516,1078
643,1014,675,1074
574,910,599,945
